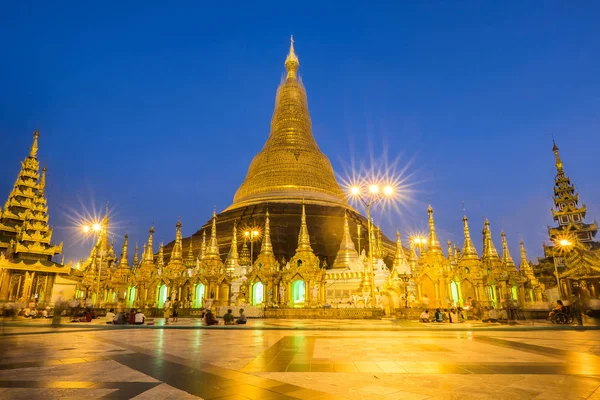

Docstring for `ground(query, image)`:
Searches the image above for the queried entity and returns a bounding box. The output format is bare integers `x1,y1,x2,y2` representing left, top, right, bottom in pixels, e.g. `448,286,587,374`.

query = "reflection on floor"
1,322,600,399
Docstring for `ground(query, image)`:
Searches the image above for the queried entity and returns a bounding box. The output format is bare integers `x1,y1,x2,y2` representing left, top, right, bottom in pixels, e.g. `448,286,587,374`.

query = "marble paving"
0,321,599,399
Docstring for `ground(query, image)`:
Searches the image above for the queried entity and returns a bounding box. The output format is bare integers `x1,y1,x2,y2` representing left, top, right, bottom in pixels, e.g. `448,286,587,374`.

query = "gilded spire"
157,242,164,268
261,211,274,256
519,240,530,271
204,211,220,259
239,238,251,266
333,211,359,269
30,130,39,158
392,231,407,268
408,235,418,272
461,215,479,260
553,139,563,173
501,231,515,268
133,243,139,267
285,35,299,81
447,240,453,262
228,39,346,210
38,166,47,195
145,225,155,262
296,202,312,252
199,229,207,260
427,205,442,253
119,234,129,268
186,236,195,266
170,219,183,262
225,221,239,272
482,219,500,260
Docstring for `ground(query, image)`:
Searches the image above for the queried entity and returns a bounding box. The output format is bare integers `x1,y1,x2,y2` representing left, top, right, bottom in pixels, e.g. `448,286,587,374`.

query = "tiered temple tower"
0,131,67,303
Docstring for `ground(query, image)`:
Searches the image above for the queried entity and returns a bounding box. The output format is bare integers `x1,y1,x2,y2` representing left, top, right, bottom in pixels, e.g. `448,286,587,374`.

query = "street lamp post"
400,273,411,308
244,230,260,266
553,238,574,299
82,222,103,306
349,183,394,306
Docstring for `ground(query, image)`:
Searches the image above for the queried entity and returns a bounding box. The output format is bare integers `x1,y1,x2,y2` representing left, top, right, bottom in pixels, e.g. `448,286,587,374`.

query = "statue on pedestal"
279,284,286,306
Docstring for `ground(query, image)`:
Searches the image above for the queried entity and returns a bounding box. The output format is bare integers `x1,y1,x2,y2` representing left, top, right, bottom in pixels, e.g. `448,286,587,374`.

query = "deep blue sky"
1,1,599,263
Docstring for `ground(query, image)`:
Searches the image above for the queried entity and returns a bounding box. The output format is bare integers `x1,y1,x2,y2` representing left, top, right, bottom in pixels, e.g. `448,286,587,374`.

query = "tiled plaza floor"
1,319,600,399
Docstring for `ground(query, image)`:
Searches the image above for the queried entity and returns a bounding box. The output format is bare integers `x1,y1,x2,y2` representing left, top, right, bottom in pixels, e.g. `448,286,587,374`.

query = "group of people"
203,308,247,325
420,307,467,323
103,308,147,325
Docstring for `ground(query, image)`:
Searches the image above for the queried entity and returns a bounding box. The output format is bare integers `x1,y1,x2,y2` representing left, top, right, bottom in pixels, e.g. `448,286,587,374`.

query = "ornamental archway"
291,280,306,307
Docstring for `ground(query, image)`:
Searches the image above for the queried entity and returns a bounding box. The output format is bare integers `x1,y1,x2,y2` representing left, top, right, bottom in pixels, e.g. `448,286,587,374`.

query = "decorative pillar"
457,282,463,306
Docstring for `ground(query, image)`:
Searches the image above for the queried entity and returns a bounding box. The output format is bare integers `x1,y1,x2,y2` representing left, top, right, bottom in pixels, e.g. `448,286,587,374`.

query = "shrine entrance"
291,280,305,307
252,282,264,306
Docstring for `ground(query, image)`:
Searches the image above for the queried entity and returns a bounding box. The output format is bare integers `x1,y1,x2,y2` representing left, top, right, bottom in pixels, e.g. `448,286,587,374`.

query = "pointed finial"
225,221,240,272
297,201,313,252
38,166,47,194
501,231,515,267
285,35,300,81
461,215,478,259
261,208,274,255
427,205,442,253
482,218,500,260
552,138,563,173
30,130,39,158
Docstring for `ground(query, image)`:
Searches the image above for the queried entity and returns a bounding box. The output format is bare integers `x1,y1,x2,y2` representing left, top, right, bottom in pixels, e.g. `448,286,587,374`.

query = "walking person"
171,298,179,323
163,297,171,325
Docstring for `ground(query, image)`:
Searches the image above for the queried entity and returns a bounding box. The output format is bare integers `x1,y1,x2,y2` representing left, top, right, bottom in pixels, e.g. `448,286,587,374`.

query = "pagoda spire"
427,205,442,254
261,211,274,256
119,234,129,268
30,130,39,158
132,243,139,268
199,229,207,260
204,210,220,259
157,242,165,268
482,219,500,261
170,219,183,262
186,237,195,267
297,202,312,252
519,240,531,272
38,166,47,195
393,231,408,269
501,231,515,268
239,237,251,266
552,140,563,174
461,215,479,260
285,35,299,81
333,211,359,269
144,225,155,262
225,221,239,272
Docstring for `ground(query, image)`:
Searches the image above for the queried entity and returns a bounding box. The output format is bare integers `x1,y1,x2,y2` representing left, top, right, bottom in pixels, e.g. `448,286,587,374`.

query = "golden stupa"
228,37,347,210
164,38,394,265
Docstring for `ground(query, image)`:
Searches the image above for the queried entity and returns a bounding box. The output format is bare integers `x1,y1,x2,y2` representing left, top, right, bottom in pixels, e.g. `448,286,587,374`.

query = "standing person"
51,292,65,327
163,297,171,325
570,290,584,326
171,298,179,323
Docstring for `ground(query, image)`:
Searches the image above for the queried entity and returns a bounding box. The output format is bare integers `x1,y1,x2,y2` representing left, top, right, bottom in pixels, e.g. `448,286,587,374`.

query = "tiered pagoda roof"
0,131,64,271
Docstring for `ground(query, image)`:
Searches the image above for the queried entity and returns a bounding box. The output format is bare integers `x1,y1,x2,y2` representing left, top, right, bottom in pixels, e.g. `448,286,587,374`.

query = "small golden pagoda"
0,130,67,303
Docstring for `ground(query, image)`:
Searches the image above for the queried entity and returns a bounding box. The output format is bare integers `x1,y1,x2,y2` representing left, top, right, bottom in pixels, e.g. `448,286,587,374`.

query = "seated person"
449,308,459,323
481,307,490,322
488,307,499,323
134,309,145,325
223,309,235,325
204,309,219,326
442,309,449,322
420,309,430,322
548,300,564,320
434,308,443,322
236,309,247,325
105,308,116,324
114,311,126,324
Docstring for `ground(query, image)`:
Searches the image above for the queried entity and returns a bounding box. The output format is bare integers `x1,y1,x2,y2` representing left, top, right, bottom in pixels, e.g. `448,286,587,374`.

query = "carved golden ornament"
228,39,347,210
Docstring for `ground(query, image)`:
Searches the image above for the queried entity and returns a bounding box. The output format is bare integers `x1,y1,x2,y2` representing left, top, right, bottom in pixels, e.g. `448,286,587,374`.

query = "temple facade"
0,131,69,303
